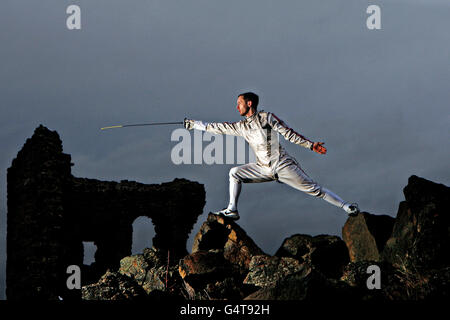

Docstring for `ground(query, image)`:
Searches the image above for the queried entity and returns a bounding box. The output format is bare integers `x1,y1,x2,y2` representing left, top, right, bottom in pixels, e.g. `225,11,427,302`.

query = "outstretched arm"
184,118,242,136
267,113,326,154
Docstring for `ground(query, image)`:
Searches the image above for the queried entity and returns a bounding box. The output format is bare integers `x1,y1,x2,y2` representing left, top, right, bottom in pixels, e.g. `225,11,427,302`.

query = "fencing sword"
101,121,184,130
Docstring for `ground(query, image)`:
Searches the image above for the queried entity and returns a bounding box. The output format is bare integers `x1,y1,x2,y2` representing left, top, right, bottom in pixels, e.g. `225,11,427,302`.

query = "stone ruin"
6,125,205,300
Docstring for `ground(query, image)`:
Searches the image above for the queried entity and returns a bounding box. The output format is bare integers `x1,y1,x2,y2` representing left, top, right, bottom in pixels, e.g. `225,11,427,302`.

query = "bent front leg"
227,163,274,210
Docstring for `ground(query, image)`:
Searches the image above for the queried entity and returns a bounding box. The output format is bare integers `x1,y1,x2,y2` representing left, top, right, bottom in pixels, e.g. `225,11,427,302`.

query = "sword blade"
101,121,183,130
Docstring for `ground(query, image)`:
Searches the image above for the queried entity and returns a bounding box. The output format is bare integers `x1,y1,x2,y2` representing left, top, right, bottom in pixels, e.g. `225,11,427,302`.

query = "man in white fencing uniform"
184,92,359,220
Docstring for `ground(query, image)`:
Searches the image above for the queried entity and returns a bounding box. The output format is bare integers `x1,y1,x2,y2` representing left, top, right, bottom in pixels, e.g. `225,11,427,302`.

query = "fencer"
184,92,359,221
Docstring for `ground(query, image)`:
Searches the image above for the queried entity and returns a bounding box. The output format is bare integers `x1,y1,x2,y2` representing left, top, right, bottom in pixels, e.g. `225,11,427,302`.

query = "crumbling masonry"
6,125,205,300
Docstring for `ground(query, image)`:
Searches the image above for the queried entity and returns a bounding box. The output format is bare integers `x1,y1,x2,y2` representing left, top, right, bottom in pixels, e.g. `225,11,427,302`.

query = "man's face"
236,96,250,116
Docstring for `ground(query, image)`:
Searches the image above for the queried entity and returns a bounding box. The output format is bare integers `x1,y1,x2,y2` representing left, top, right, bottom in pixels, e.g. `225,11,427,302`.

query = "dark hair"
238,92,259,110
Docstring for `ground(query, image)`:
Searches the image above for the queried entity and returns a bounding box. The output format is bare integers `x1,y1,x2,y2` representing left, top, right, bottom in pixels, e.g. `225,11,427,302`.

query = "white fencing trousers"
226,177,241,211
227,162,348,211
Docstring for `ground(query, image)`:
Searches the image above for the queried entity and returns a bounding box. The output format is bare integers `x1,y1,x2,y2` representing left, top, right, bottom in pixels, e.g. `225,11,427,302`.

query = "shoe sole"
211,211,240,221
348,210,360,217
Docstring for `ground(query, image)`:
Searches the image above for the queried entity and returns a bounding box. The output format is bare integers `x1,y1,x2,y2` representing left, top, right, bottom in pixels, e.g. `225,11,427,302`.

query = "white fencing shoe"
212,208,240,220
345,203,360,217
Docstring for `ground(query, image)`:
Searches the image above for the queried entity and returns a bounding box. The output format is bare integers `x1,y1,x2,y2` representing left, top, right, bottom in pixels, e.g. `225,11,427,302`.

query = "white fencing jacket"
193,111,314,170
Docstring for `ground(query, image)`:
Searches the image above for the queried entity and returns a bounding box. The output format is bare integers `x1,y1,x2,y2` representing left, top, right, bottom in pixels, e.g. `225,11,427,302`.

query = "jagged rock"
204,277,256,300
142,246,166,266
118,247,183,295
342,212,395,262
119,254,150,285
341,260,382,287
382,175,450,270
203,277,241,299
244,268,358,300
81,271,148,300
339,260,401,300
178,249,250,300
340,261,450,301
382,266,450,301
179,250,233,283
275,234,349,279
178,250,232,294
192,214,265,273
83,247,185,300
243,255,304,288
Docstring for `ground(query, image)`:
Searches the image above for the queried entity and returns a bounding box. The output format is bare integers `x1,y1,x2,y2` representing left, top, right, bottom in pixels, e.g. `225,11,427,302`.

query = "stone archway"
132,216,155,255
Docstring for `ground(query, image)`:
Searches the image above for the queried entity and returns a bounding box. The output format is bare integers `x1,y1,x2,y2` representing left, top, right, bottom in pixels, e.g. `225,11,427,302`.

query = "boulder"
202,277,256,300
383,265,450,301
339,260,402,301
178,249,252,300
342,212,395,262
243,255,304,288
178,250,232,284
192,213,265,273
340,261,450,301
118,248,182,294
341,260,382,287
81,270,148,300
82,247,185,300
244,268,358,300
382,175,450,270
275,234,349,279
118,254,150,286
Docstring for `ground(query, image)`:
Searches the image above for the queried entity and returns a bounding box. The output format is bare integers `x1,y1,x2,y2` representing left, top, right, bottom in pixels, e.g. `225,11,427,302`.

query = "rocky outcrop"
275,234,349,279
82,247,185,300
192,214,265,273
81,271,149,301
178,249,248,300
172,214,270,300
243,255,304,287
179,250,232,282
244,268,358,301
342,212,395,262
81,175,449,301
118,247,182,294
382,175,450,270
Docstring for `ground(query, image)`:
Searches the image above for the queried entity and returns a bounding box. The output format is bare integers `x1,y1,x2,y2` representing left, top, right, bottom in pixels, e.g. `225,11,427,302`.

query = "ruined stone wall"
6,125,205,300
7,126,73,300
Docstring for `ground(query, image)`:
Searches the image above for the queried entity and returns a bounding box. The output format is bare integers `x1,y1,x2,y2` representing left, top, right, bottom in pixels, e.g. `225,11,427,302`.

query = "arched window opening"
82,241,97,266
132,216,155,255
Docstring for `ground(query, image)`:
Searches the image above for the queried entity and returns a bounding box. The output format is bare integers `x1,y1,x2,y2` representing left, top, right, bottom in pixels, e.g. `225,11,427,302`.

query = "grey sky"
1,0,449,299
